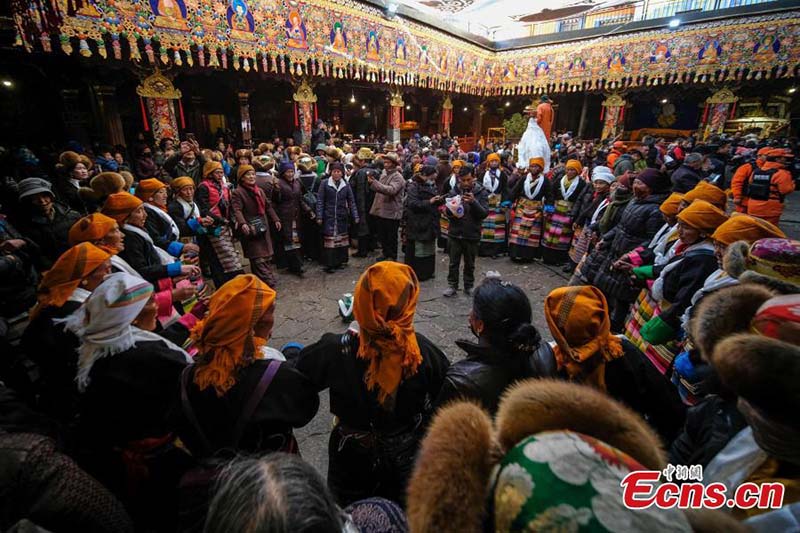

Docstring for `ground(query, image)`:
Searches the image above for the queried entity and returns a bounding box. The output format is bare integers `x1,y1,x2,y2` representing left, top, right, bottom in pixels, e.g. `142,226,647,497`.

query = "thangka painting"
12,0,800,95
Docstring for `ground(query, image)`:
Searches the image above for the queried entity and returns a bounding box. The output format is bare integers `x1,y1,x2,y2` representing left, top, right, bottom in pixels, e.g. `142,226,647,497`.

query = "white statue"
516,117,551,172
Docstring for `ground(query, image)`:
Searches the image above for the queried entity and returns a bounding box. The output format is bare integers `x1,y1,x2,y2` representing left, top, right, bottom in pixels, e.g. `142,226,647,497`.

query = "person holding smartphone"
443,164,488,297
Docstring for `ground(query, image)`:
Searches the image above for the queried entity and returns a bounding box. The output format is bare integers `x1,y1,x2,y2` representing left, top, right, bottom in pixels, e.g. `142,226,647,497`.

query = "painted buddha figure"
331,22,347,53
395,37,407,64
367,32,380,60
286,10,308,49
157,0,183,19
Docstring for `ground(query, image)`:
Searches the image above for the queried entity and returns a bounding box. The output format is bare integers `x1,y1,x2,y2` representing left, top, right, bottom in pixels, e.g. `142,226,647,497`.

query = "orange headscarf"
102,192,143,224
544,286,623,391
134,178,166,202
677,199,728,234
711,213,785,246
451,159,466,170
683,181,727,210
659,193,684,218
191,274,276,396
353,262,422,405
31,242,112,318
68,213,118,246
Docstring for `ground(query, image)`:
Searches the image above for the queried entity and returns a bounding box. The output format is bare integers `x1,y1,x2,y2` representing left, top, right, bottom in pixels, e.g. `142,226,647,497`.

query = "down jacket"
585,192,669,301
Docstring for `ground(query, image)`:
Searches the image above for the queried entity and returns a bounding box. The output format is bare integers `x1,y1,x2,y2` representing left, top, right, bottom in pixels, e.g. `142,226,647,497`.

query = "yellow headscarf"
191,274,276,396
544,286,623,391
353,262,422,405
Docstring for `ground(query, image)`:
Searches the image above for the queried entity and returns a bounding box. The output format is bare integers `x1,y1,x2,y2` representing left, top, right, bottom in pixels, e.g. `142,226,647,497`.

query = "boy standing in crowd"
443,164,488,297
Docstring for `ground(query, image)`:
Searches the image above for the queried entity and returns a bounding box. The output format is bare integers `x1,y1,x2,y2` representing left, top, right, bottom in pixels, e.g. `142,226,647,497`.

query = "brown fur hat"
406,402,495,533
689,284,774,361
407,380,669,532
252,154,275,172
78,171,126,204
119,171,135,190
712,333,800,423
495,380,666,470
235,149,252,161
56,151,82,172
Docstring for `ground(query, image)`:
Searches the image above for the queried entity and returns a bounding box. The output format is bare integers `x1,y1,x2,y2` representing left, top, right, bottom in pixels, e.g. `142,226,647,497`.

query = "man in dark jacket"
310,120,330,150
16,178,80,269
443,164,488,297
351,148,377,257
670,152,705,193
163,140,206,183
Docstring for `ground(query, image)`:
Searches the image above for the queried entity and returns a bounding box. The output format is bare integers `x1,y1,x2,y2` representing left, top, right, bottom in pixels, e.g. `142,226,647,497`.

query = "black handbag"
247,215,269,236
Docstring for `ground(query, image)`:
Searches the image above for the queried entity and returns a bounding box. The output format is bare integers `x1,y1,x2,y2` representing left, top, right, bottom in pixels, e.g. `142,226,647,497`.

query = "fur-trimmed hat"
56,151,82,171
234,149,252,161
383,152,400,166
723,239,800,295
690,284,775,361
252,154,275,172
296,154,316,173
407,380,739,532
325,146,343,160
79,172,127,205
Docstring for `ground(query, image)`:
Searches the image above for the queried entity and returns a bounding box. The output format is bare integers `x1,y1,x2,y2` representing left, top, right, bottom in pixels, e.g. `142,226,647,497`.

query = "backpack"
748,168,778,201
301,175,320,211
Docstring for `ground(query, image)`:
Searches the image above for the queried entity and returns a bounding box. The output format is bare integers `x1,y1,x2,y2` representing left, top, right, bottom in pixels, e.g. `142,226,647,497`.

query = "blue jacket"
316,177,358,236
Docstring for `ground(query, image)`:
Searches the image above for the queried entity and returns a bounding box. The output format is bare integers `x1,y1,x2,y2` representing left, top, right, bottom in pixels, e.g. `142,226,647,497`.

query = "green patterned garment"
491,431,691,532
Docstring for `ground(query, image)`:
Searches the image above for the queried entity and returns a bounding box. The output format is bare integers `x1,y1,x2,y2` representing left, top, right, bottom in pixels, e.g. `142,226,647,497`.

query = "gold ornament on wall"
135,69,182,100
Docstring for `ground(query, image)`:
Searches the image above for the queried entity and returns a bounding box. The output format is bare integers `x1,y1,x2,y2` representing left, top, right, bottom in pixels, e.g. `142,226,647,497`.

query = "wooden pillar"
92,85,126,146
238,91,253,148
60,88,90,145
577,93,589,140
472,102,486,141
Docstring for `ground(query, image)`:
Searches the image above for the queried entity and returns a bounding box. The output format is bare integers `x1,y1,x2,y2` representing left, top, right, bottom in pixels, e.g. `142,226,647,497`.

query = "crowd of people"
0,120,798,532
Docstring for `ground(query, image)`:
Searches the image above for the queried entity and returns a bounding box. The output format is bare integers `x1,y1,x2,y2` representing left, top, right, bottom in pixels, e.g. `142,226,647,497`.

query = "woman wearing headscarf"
167,176,212,239
316,162,359,273
545,285,686,441
407,381,736,533
434,277,554,414
404,165,441,281
565,165,615,273
633,201,729,370
196,161,244,287
295,262,450,506
136,178,200,260
21,243,112,421
102,192,199,284
586,168,671,331
174,274,317,464
478,153,509,258
542,159,588,265
60,272,193,529
508,157,550,262
273,160,313,276
231,165,281,287
437,159,464,251
54,151,94,214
